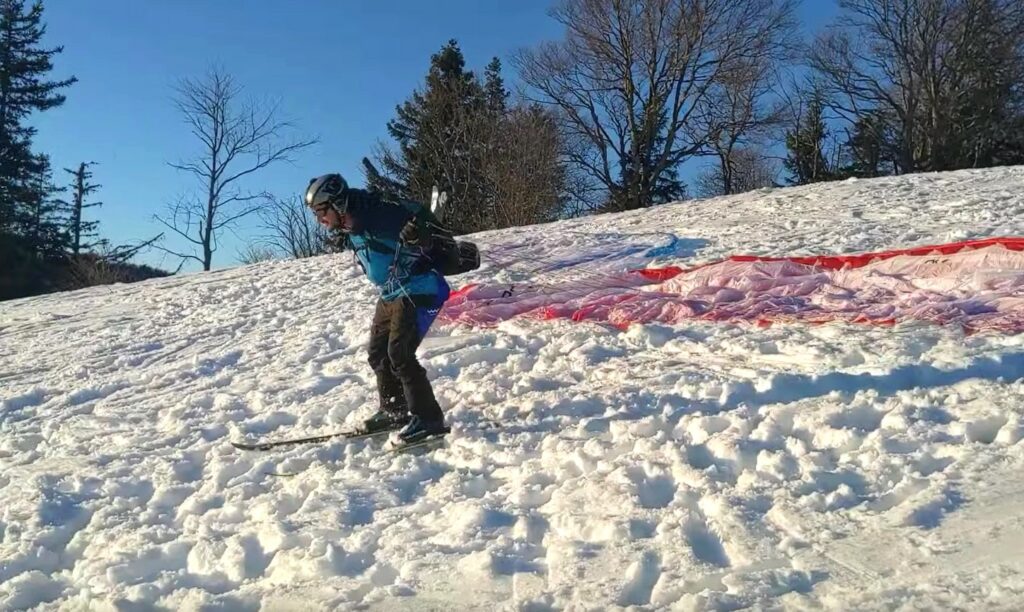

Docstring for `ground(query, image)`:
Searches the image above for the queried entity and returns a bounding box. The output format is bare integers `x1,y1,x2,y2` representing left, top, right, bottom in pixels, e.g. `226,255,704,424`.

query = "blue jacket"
341,189,450,304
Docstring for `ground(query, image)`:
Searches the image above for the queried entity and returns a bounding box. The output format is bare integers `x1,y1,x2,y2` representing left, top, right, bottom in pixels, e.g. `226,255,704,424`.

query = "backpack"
399,188,481,277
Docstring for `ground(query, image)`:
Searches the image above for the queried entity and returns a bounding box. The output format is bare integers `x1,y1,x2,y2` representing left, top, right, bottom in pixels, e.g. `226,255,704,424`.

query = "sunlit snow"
2,167,1024,610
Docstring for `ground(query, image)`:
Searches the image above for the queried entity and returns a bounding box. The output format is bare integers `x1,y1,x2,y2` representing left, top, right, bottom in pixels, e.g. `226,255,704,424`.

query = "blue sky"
32,0,840,272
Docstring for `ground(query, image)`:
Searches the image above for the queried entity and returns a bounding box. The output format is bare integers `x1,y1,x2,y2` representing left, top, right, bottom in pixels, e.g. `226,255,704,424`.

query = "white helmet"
305,173,348,210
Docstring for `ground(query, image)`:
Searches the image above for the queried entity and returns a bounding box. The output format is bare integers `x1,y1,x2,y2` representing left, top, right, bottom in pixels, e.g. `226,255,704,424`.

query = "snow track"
2,167,1024,610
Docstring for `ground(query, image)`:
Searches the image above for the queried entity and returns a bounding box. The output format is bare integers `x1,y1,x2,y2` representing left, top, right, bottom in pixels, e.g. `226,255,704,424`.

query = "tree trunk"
72,163,83,255
720,154,733,196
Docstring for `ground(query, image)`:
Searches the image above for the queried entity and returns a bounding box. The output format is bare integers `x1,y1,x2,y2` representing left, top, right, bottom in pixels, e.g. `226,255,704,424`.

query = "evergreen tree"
608,113,687,210
372,41,568,233
20,153,68,258
0,0,76,242
361,156,405,199
611,156,686,210
377,40,488,233
479,56,510,226
784,91,834,185
483,57,507,118
0,130,31,231
840,111,899,178
56,161,104,255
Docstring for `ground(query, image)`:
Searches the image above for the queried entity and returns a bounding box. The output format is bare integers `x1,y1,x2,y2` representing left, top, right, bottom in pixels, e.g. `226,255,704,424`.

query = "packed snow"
2,167,1024,611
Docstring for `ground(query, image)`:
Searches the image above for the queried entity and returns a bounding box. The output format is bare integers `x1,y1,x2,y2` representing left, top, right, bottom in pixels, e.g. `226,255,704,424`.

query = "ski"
260,432,450,476
384,427,452,454
234,419,495,453
231,425,400,451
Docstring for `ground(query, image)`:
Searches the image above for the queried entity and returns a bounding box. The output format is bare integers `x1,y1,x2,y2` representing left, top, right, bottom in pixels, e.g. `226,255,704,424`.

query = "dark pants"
367,296,444,421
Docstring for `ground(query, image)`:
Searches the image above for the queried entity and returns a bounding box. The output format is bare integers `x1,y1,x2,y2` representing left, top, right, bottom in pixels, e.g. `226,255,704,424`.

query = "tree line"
789,0,1024,182
5,0,1023,299
0,0,167,300
349,0,1024,250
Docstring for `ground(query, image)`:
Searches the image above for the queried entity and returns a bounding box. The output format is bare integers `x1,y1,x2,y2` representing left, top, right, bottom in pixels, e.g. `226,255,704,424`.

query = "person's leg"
366,299,409,423
387,297,444,423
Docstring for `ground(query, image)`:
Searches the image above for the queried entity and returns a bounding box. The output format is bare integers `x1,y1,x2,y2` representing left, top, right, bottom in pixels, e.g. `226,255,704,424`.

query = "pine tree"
0,0,76,243
784,92,834,185
377,40,489,233
483,57,507,118
20,153,68,258
56,161,104,255
361,156,405,198
840,111,898,178
372,42,570,232
609,113,687,210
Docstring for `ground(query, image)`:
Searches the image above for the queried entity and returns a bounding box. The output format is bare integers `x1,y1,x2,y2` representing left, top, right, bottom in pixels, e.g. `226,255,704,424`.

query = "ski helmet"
305,173,348,212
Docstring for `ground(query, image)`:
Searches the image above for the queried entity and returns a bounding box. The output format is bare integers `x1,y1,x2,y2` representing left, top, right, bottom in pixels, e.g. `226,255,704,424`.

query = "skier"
304,173,451,445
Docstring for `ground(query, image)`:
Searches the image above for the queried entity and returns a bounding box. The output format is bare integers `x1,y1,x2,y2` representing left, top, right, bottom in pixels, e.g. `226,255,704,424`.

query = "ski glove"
399,217,431,248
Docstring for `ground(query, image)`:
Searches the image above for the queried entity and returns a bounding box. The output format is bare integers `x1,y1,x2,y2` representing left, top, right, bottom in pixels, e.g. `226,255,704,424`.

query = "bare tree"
155,67,317,271
103,233,164,265
809,0,1024,173
484,105,568,228
236,243,278,265
64,246,169,290
696,146,779,197
255,194,332,259
515,0,797,210
695,60,791,195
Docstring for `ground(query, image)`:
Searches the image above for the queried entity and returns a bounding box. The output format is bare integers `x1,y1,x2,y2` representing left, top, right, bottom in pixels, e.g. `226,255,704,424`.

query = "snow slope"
2,167,1024,611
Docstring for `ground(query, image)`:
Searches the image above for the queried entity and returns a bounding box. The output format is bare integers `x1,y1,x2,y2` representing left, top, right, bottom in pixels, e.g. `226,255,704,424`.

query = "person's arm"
399,206,434,249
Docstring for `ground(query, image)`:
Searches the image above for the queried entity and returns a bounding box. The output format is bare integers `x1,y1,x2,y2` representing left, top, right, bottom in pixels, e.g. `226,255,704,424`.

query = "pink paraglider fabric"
438,238,1024,333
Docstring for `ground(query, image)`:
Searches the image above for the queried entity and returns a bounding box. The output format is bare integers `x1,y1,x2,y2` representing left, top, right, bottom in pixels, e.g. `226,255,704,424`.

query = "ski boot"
396,415,451,445
361,409,411,434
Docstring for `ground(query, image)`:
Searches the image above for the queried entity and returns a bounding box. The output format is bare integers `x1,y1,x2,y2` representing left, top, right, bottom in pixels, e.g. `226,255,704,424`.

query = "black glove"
399,218,429,246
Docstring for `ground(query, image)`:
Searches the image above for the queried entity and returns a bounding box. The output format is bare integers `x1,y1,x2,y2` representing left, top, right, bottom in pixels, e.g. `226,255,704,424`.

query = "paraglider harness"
334,186,479,283
400,188,480,277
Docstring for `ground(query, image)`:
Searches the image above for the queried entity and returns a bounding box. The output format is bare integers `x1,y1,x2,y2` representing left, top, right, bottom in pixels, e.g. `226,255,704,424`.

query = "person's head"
305,173,351,231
